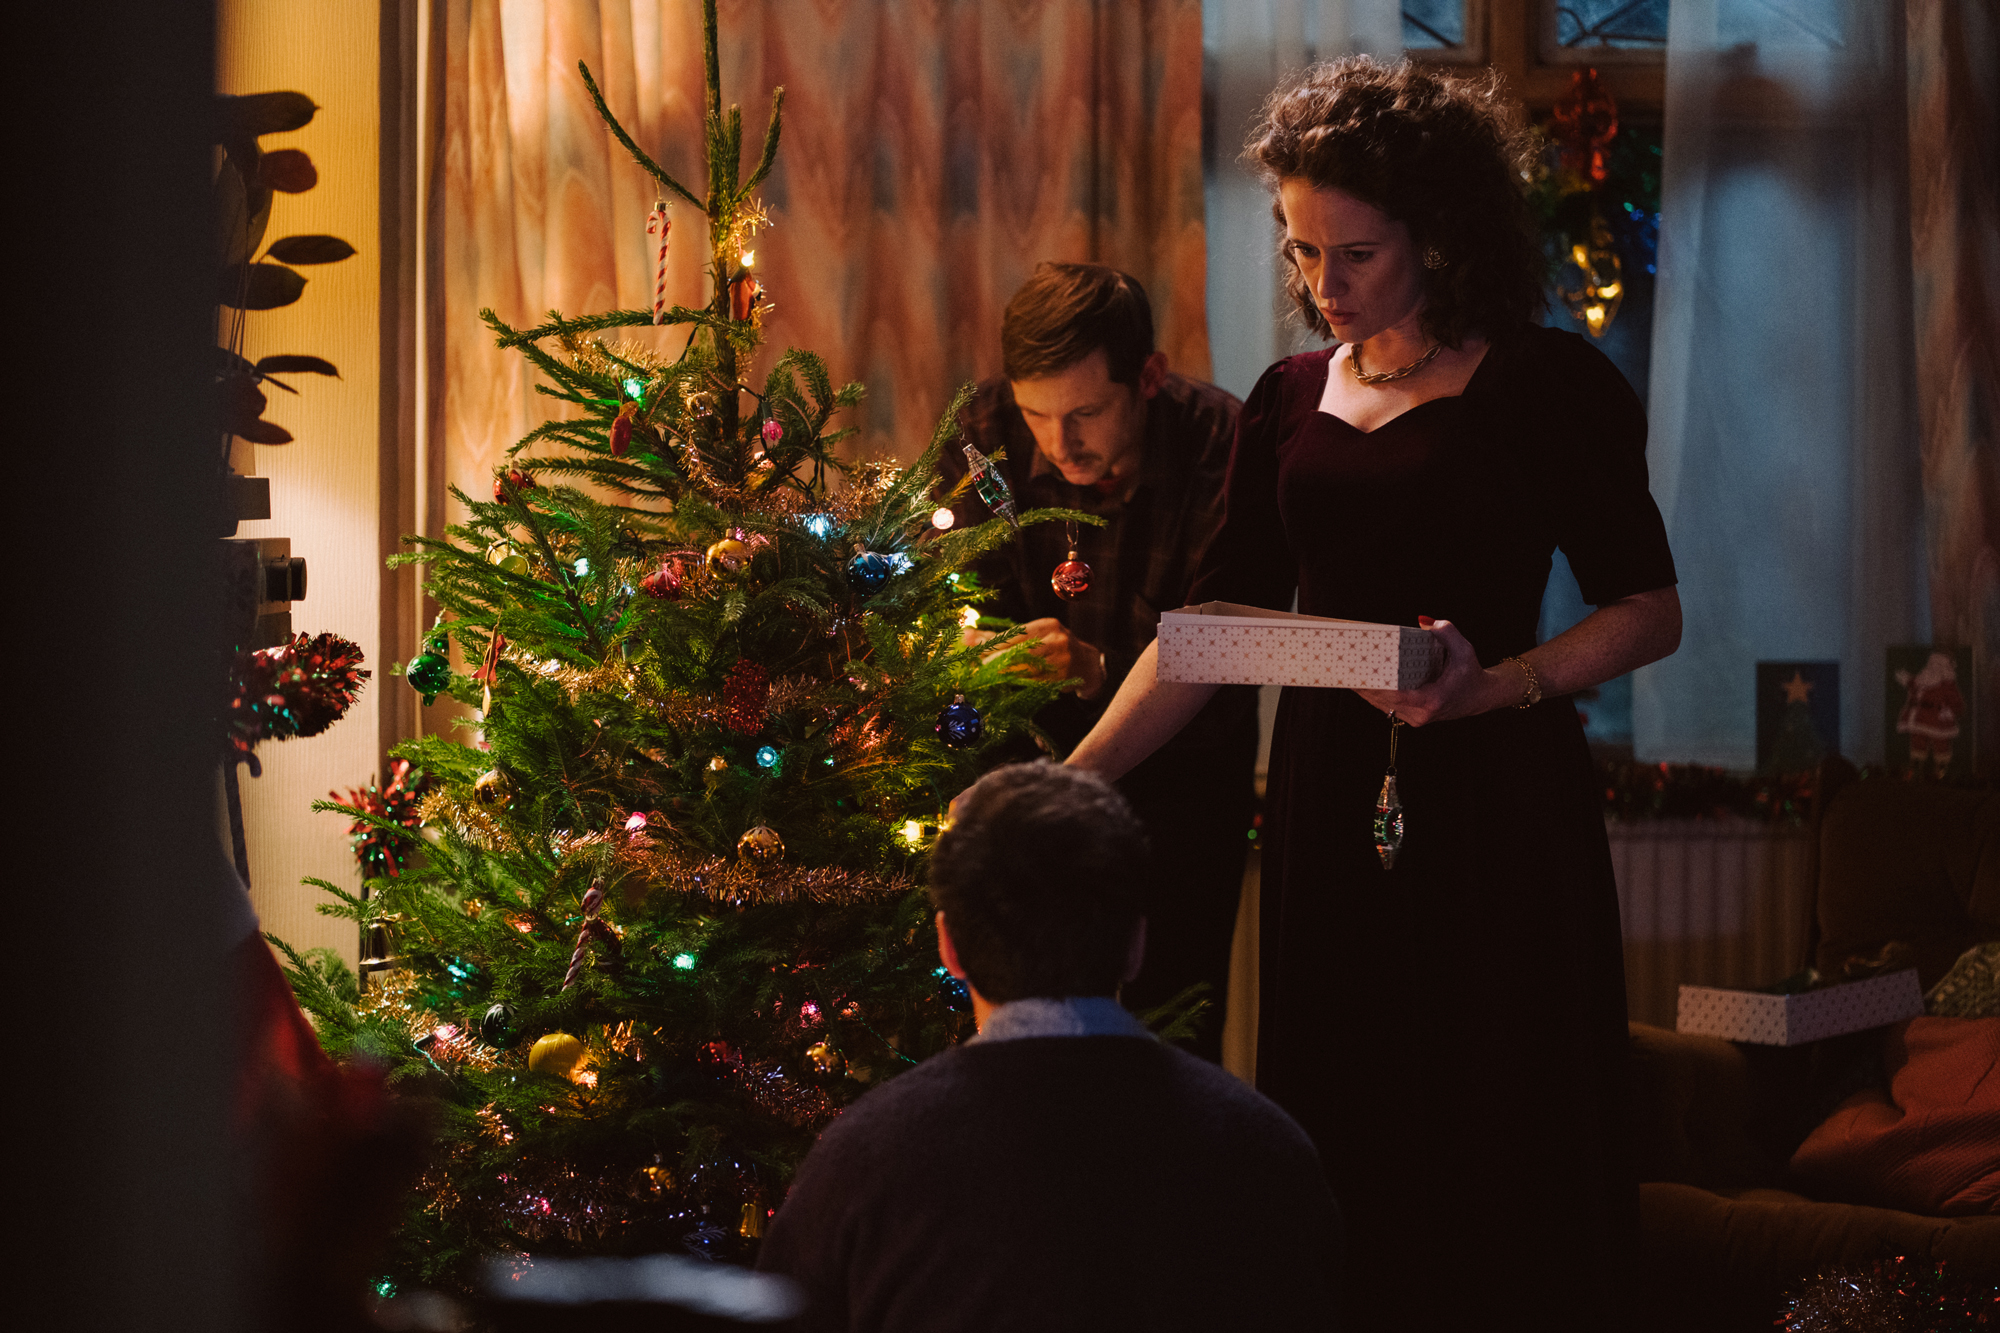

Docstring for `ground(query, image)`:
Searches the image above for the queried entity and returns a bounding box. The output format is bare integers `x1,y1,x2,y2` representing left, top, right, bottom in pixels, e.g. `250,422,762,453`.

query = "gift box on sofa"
1675,968,1925,1046
1155,602,1445,690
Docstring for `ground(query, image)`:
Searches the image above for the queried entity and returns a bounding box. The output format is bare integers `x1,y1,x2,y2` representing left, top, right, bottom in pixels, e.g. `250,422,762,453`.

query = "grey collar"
966,996,1157,1045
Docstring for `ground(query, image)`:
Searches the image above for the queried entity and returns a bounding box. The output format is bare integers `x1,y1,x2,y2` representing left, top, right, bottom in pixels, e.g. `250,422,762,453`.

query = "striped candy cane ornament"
646,201,671,325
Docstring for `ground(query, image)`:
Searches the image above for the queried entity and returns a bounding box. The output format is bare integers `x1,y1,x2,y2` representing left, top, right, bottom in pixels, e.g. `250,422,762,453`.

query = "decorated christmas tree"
277,2,1093,1290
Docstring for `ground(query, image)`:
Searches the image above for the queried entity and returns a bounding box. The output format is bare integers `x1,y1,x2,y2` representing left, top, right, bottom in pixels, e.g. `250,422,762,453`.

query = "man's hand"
1018,619,1107,699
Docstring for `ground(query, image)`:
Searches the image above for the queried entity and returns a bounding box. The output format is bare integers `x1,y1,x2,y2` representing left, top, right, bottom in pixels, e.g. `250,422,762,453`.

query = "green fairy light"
672,952,697,970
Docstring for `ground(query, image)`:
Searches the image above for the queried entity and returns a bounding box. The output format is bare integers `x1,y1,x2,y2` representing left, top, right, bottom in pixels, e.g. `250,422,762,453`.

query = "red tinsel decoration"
722,659,770,735
335,758,428,879
1552,67,1619,185
227,632,368,758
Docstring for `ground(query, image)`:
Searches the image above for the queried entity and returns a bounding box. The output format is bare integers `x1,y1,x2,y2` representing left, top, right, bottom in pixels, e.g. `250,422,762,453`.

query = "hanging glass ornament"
847,550,894,595
935,694,985,748
938,972,973,1012
805,1040,842,1075
406,635,452,706
1374,715,1406,870
479,1002,514,1046
960,441,1019,529
705,538,750,578
527,1031,586,1078
473,769,512,808
1050,522,1091,599
737,824,784,865
640,559,683,600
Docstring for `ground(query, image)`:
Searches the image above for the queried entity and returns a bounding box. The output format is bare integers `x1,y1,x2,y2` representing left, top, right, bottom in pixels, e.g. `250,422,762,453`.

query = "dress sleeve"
1185,360,1300,612
1534,331,1678,607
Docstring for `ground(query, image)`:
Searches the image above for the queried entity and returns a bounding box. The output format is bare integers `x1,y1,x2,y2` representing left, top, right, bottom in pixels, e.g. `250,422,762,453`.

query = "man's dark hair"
1247,56,1545,348
929,763,1148,1003
1000,262,1156,386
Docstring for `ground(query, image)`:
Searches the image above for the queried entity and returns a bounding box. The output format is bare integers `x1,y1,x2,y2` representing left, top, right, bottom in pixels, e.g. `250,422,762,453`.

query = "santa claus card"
1886,644,1975,780
1155,602,1444,691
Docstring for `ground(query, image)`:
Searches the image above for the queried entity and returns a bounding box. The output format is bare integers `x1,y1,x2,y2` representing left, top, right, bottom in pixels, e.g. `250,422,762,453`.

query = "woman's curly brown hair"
1247,57,1544,348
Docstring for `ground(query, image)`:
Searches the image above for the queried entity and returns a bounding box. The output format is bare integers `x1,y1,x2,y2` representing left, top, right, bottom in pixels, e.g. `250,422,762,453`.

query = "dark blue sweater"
757,1036,1341,1331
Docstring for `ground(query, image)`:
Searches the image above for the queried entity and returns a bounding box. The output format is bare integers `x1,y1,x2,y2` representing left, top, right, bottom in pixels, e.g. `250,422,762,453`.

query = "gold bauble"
738,1201,765,1240
473,769,512,808
805,1040,842,1076
705,538,751,577
736,825,784,865
527,1031,587,1078
630,1163,676,1197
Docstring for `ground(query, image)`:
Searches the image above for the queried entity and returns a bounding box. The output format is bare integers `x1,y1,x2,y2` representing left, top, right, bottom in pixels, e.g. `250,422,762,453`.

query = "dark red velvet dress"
1187,325,1677,1330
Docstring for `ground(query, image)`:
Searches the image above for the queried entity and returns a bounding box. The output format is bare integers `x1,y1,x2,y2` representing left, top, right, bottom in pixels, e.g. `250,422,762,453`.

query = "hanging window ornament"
961,441,1019,529
1051,520,1092,599
1374,715,1406,869
935,693,985,748
847,550,893,595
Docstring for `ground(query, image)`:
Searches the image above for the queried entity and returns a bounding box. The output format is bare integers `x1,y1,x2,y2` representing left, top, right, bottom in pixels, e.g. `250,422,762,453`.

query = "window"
1544,0,1670,63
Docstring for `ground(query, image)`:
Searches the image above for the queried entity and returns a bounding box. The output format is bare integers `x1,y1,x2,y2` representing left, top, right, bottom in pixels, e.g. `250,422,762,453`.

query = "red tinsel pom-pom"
335,757,428,878
228,632,369,757
722,659,770,735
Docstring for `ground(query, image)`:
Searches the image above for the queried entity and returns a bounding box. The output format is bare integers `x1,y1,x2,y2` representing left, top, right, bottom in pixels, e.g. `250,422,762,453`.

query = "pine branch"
741,88,785,194
576,61,701,209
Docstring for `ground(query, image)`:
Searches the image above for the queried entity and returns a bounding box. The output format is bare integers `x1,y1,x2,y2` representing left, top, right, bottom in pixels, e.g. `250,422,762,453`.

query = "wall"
218,1,384,964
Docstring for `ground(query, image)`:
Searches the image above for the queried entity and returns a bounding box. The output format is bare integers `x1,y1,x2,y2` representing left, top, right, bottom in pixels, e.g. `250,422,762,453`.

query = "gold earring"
1423,247,1447,270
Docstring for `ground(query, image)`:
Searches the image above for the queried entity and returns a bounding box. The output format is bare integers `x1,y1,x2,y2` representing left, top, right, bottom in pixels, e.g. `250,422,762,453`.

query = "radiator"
1609,819,1816,1029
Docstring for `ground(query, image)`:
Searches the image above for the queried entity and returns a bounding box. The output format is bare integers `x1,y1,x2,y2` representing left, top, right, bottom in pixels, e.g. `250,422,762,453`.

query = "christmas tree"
276,1,1092,1289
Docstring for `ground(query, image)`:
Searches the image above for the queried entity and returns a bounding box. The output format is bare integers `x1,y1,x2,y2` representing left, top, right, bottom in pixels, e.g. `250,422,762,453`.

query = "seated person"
757,763,1341,1331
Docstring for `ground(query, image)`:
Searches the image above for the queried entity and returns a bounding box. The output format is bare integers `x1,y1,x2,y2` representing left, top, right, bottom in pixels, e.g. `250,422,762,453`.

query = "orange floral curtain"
433,0,1210,519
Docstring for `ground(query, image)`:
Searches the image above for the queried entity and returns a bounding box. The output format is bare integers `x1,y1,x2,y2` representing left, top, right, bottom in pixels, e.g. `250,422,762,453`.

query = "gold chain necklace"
1349,341,1443,385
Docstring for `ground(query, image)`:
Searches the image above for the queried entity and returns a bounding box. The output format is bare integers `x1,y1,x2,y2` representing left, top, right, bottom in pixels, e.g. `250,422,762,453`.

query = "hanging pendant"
1050,522,1091,599
1374,715,1405,869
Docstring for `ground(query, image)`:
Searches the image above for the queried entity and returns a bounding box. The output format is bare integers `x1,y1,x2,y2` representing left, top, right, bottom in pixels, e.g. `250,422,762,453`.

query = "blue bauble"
847,550,893,595
934,694,985,748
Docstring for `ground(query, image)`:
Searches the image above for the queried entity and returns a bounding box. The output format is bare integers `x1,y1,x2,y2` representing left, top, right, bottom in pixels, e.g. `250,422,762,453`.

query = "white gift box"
1155,602,1445,691
1675,969,1925,1046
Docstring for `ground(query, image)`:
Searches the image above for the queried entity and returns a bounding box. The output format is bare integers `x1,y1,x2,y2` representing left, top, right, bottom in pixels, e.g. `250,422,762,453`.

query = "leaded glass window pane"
1549,0,1670,53
1402,0,1468,52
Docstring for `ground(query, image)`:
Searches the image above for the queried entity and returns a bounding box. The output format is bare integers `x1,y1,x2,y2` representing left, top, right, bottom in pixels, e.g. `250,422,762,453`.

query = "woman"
1066,59,1679,1328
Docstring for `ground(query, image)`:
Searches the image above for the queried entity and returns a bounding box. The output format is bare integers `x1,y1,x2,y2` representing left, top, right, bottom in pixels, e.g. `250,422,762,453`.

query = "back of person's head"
929,763,1148,1003
1000,263,1156,386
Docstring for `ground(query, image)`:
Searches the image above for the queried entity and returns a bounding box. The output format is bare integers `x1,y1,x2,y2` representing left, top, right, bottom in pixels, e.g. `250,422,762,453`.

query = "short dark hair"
1246,56,1544,347
928,763,1148,1003
1001,263,1156,386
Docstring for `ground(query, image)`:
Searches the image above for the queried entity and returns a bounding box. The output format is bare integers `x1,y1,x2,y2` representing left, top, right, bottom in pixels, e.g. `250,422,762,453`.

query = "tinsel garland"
1777,1255,1997,1330
335,758,429,878
226,631,369,757
1598,758,1817,824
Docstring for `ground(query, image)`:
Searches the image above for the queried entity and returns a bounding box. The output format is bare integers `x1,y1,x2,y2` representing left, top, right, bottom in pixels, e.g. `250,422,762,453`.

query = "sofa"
1626,764,2000,1331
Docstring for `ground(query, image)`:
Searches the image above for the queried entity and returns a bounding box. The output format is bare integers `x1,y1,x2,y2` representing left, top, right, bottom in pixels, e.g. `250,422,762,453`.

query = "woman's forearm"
1519,584,1681,700
1064,640,1220,780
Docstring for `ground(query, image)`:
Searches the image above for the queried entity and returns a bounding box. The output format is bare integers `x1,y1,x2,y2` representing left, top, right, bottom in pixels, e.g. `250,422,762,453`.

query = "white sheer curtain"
1635,0,1926,766
1202,1,1401,402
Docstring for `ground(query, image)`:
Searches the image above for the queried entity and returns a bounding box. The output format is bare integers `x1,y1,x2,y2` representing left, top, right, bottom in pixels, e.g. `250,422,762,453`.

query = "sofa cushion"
1789,1016,2000,1215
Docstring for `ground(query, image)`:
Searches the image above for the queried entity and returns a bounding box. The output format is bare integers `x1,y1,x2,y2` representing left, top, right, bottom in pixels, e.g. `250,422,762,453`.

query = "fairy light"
960,606,980,630
672,952,697,970
901,820,924,847
740,250,755,269
931,507,955,530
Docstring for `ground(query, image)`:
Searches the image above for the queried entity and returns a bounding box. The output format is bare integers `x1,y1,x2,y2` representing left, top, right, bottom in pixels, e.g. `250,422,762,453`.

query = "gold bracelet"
1504,655,1542,709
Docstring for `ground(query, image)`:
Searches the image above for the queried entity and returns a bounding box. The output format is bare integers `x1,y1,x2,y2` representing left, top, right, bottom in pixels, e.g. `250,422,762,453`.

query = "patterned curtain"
432,0,1210,519
1906,0,2000,770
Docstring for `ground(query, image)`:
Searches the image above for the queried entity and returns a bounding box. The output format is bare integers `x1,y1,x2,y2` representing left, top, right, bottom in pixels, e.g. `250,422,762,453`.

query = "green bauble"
407,648,452,705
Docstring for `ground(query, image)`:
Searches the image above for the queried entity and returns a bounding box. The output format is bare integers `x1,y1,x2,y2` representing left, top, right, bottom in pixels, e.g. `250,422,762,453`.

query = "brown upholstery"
1629,776,2000,1331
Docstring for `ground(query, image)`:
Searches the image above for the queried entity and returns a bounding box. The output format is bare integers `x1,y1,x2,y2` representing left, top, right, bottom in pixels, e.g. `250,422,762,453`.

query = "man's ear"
1122,916,1148,985
937,910,967,980
1137,350,1168,399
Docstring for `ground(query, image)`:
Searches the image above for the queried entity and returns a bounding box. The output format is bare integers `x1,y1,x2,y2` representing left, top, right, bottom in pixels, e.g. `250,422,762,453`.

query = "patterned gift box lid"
1676,969,1925,1046
1156,602,1445,691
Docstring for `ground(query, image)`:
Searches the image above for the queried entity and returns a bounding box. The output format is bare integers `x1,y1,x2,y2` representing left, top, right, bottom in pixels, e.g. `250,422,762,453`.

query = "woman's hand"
1352,616,1517,726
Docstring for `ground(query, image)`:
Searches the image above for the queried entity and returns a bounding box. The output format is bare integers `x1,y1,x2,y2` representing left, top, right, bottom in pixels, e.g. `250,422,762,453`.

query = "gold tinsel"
418,789,520,854
614,840,913,906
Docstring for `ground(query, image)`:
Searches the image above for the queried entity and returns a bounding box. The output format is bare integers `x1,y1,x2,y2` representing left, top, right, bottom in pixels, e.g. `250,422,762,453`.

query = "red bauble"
640,560,683,600
1050,554,1092,599
493,468,538,502
608,402,637,456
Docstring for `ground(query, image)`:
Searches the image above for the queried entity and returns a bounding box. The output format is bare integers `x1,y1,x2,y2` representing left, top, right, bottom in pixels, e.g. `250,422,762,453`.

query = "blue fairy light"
802,513,836,540
887,553,914,574
755,745,779,769
672,952,697,970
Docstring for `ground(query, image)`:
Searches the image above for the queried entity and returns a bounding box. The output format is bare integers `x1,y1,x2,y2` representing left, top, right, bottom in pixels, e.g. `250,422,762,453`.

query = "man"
757,764,1340,1332
940,263,1257,1061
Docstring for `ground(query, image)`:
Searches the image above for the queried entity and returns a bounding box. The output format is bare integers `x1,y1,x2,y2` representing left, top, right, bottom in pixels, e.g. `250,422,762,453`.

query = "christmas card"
1755,660,1840,773
1885,644,1975,780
